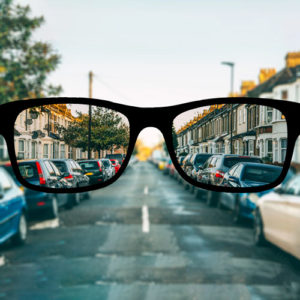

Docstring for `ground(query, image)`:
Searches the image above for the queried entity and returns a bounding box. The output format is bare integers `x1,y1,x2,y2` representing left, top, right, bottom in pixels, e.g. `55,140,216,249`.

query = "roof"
247,65,300,98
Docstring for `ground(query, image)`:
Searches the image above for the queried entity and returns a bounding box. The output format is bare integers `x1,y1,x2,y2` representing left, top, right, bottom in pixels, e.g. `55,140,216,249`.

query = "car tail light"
97,161,102,172
215,170,225,178
37,201,46,206
36,161,46,185
64,174,73,179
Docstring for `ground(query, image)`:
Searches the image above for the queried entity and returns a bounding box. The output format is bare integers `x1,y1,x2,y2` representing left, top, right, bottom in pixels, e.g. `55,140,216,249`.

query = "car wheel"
72,193,81,206
254,209,267,246
190,184,195,193
184,182,190,190
47,196,59,219
206,191,219,207
11,213,27,246
195,188,206,201
84,192,91,200
217,195,225,209
233,199,242,223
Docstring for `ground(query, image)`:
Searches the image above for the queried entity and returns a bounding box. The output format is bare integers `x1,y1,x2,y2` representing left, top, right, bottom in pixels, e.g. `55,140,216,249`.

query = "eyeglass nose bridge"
132,107,171,131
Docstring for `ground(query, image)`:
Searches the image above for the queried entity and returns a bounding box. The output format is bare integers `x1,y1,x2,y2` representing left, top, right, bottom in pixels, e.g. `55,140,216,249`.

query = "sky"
17,0,300,146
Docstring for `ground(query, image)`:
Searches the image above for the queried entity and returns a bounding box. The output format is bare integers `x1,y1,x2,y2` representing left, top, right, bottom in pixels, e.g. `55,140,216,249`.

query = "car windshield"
52,161,67,173
102,160,110,167
79,161,99,171
195,154,211,164
242,165,282,183
18,162,38,179
224,157,262,168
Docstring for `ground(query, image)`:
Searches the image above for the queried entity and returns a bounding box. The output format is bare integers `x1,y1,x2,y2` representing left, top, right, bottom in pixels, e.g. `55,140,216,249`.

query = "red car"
109,159,121,173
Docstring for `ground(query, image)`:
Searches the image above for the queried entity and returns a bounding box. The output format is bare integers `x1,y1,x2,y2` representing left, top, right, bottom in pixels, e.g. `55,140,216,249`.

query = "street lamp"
88,71,93,159
221,61,235,154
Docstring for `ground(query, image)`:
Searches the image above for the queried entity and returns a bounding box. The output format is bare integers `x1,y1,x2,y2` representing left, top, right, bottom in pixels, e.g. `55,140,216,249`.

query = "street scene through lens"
173,104,287,188
2,0,300,299
13,104,130,189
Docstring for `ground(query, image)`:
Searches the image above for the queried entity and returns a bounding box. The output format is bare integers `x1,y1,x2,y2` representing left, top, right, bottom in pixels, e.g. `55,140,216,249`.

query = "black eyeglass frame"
0,97,298,193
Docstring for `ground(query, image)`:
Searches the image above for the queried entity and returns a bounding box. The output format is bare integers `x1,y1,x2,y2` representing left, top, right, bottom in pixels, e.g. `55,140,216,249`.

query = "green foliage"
56,107,130,154
0,0,62,104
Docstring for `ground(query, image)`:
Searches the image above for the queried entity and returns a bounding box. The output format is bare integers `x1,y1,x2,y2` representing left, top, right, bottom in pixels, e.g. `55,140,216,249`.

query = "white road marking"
0,256,5,267
143,185,149,195
142,205,150,233
30,218,59,230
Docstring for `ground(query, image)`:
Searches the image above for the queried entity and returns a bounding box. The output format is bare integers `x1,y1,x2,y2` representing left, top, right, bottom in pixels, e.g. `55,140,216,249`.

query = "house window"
18,140,25,159
281,138,287,162
266,139,273,160
31,141,37,159
239,110,242,125
281,90,288,100
233,110,237,131
43,144,48,158
249,140,254,156
243,108,246,123
234,140,239,154
68,146,72,159
266,107,273,124
53,142,59,159
255,106,260,126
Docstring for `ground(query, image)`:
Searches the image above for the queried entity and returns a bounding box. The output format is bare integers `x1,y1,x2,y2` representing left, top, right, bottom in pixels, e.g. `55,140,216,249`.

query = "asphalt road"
1,161,300,300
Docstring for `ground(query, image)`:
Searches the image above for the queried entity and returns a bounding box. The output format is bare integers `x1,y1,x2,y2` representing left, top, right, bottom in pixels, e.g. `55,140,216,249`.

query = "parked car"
51,159,90,203
178,156,186,168
198,154,263,186
217,166,294,222
184,153,212,179
181,154,193,173
105,154,124,165
163,159,173,175
254,174,300,260
0,166,28,246
158,157,168,171
11,160,74,218
221,162,283,188
109,159,121,174
100,159,115,179
198,155,263,206
190,153,213,180
78,159,107,184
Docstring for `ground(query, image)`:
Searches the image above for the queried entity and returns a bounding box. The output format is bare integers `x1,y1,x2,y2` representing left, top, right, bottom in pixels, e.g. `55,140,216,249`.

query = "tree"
0,0,62,104
56,107,130,156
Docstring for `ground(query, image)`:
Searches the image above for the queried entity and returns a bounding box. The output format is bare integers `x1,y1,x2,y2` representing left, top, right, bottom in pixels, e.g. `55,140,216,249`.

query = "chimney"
259,68,276,84
240,81,256,96
285,51,300,68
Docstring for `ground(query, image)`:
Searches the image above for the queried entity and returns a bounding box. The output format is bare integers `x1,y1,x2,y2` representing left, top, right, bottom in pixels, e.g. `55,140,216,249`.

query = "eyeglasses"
0,97,298,193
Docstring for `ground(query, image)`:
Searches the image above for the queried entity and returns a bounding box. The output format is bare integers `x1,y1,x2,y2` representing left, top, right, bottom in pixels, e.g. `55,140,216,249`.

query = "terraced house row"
0,103,125,161
176,51,300,164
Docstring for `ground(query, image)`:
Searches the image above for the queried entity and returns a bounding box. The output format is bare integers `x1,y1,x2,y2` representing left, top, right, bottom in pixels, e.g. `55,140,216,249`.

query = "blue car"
1,161,73,219
0,167,27,246
219,167,295,223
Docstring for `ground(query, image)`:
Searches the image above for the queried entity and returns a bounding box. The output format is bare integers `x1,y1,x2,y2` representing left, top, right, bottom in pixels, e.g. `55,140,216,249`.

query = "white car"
254,174,300,260
100,159,115,179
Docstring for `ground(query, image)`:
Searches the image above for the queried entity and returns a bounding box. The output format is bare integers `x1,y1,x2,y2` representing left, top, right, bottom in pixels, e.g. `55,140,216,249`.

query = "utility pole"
221,61,235,154
88,71,93,159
